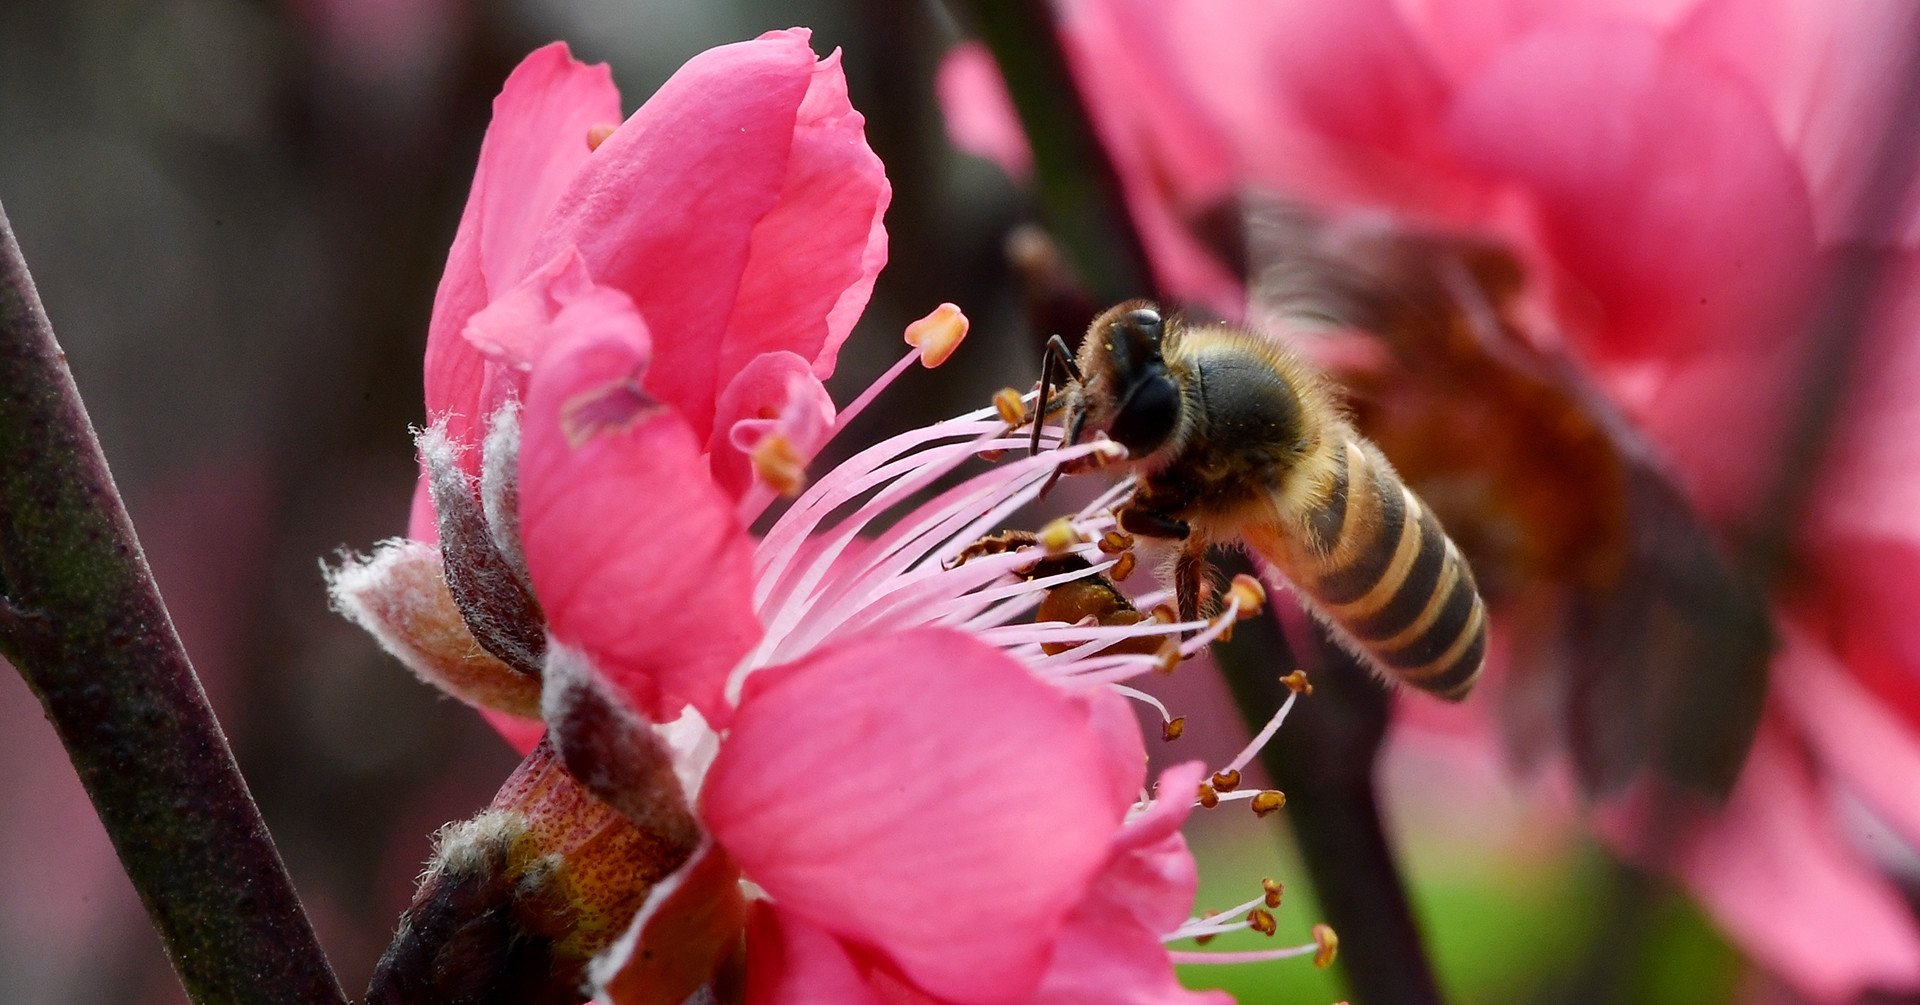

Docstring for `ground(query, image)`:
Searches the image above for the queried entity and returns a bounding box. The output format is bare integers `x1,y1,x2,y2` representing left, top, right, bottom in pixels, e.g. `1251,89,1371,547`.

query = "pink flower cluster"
341,30,1328,1003
943,1,1920,999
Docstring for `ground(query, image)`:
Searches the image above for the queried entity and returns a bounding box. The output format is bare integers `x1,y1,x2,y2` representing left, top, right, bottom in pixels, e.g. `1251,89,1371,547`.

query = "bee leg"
1174,536,1210,626
1031,335,1085,456
1035,401,1089,501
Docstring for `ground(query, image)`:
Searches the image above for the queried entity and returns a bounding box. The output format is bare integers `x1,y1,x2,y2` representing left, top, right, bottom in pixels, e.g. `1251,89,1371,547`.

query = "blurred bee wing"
1240,197,1770,800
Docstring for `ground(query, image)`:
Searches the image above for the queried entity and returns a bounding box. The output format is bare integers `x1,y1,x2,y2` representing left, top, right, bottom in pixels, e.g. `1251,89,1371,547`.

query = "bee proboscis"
1033,301,1487,700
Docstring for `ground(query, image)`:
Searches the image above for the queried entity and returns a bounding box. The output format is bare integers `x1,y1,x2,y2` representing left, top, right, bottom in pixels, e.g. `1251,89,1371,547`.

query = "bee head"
1092,302,1182,457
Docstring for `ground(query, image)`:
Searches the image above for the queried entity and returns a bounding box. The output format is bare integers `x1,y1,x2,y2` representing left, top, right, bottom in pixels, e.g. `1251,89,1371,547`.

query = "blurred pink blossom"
943,1,1920,999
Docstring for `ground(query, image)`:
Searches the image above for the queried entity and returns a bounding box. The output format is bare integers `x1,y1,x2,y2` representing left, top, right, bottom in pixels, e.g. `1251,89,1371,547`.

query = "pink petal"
1037,758,1230,1005
1775,622,1920,848
717,45,891,387
1444,22,1818,359
1676,0,1920,244
1668,723,1920,1002
1034,910,1229,1005
742,904,897,1005
702,628,1125,1003
459,245,595,376
478,708,545,755
1808,255,1920,545
425,43,620,457
1801,536,1920,734
707,351,837,499
1098,761,1206,937
936,42,1032,179
529,29,884,440
518,326,761,726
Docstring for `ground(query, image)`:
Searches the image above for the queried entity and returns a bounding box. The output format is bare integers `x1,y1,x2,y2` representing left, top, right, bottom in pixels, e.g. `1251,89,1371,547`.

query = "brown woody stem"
0,202,347,1005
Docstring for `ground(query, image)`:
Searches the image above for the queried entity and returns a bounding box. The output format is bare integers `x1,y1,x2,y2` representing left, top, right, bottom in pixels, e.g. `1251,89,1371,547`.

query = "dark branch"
0,202,347,1005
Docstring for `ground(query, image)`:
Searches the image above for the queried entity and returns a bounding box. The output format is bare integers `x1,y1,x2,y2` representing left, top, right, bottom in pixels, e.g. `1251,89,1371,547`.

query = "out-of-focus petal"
1669,723,1920,1003
1676,0,1920,244
425,43,620,457
702,628,1123,1003
1804,538,1920,734
529,29,882,441
519,327,761,726
1445,23,1818,359
707,351,837,499
1775,624,1920,847
718,46,891,386
936,42,1032,179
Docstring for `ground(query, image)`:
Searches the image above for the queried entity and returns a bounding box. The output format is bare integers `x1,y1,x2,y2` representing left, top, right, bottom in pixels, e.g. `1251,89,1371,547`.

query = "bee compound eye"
1125,308,1163,342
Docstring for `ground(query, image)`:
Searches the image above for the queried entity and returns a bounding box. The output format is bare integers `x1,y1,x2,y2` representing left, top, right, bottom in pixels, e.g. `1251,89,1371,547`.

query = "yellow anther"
1262,878,1284,908
1211,769,1242,793
1161,716,1185,742
751,433,807,497
1227,573,1266,617
1098,530,1134,554
1281,670,1314,695
993,387,1028,428
1111,551,1138,581
586,122,619,150
1196,782,1219,809
1154,637,1182,675
904,303,969,368
1036,516,1087,554
1246,907,1277,937
1193,910,1219,946
1149,603,1178,625
1312,924,1339,968
1250,790,1286,817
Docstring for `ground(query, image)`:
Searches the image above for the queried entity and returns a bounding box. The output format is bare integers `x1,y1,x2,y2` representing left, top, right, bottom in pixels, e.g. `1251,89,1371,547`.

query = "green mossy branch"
0,202,347,1005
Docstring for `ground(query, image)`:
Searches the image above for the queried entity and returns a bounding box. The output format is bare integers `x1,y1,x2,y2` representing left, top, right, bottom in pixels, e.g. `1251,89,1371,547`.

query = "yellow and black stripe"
1262,438,1486,700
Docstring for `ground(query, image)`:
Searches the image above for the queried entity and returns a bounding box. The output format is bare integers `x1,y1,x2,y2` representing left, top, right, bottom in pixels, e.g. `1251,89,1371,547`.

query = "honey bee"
1034,301,1486,700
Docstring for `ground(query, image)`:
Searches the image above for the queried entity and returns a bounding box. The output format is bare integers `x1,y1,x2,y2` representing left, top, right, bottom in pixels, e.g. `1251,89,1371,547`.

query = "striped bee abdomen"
1254,438,1486,700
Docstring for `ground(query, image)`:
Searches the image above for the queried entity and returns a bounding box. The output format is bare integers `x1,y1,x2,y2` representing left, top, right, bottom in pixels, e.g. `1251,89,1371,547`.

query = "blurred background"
1,1,1914,1003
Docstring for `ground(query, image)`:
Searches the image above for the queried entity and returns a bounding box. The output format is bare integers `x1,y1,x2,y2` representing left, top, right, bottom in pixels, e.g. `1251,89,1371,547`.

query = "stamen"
1037,516,1087,554
1197,782,1219,809
1168,894,1269,941
1247,908,1277,937
1263,878,1283,908
1162,717,1185,741
992,387,1028,428
1249,790,1286,817
1313,924,1339,967
750,433,807,497
1098,530,1134,553
1110,551,1138,581
1217,686,1302,777
1165,943,1322,966
1282,669,1313,695
586,123,619,150
903,302,969,368
1211,769,1242,793
1226,573,1266,617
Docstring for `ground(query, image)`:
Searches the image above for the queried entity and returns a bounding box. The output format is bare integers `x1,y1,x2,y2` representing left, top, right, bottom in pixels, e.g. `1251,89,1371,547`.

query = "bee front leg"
1174,535,1210,626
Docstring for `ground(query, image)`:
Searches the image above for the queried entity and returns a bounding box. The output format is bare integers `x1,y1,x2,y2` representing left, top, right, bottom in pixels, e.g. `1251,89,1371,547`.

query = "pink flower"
943,1,1920,1000
340,34,1332,1003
